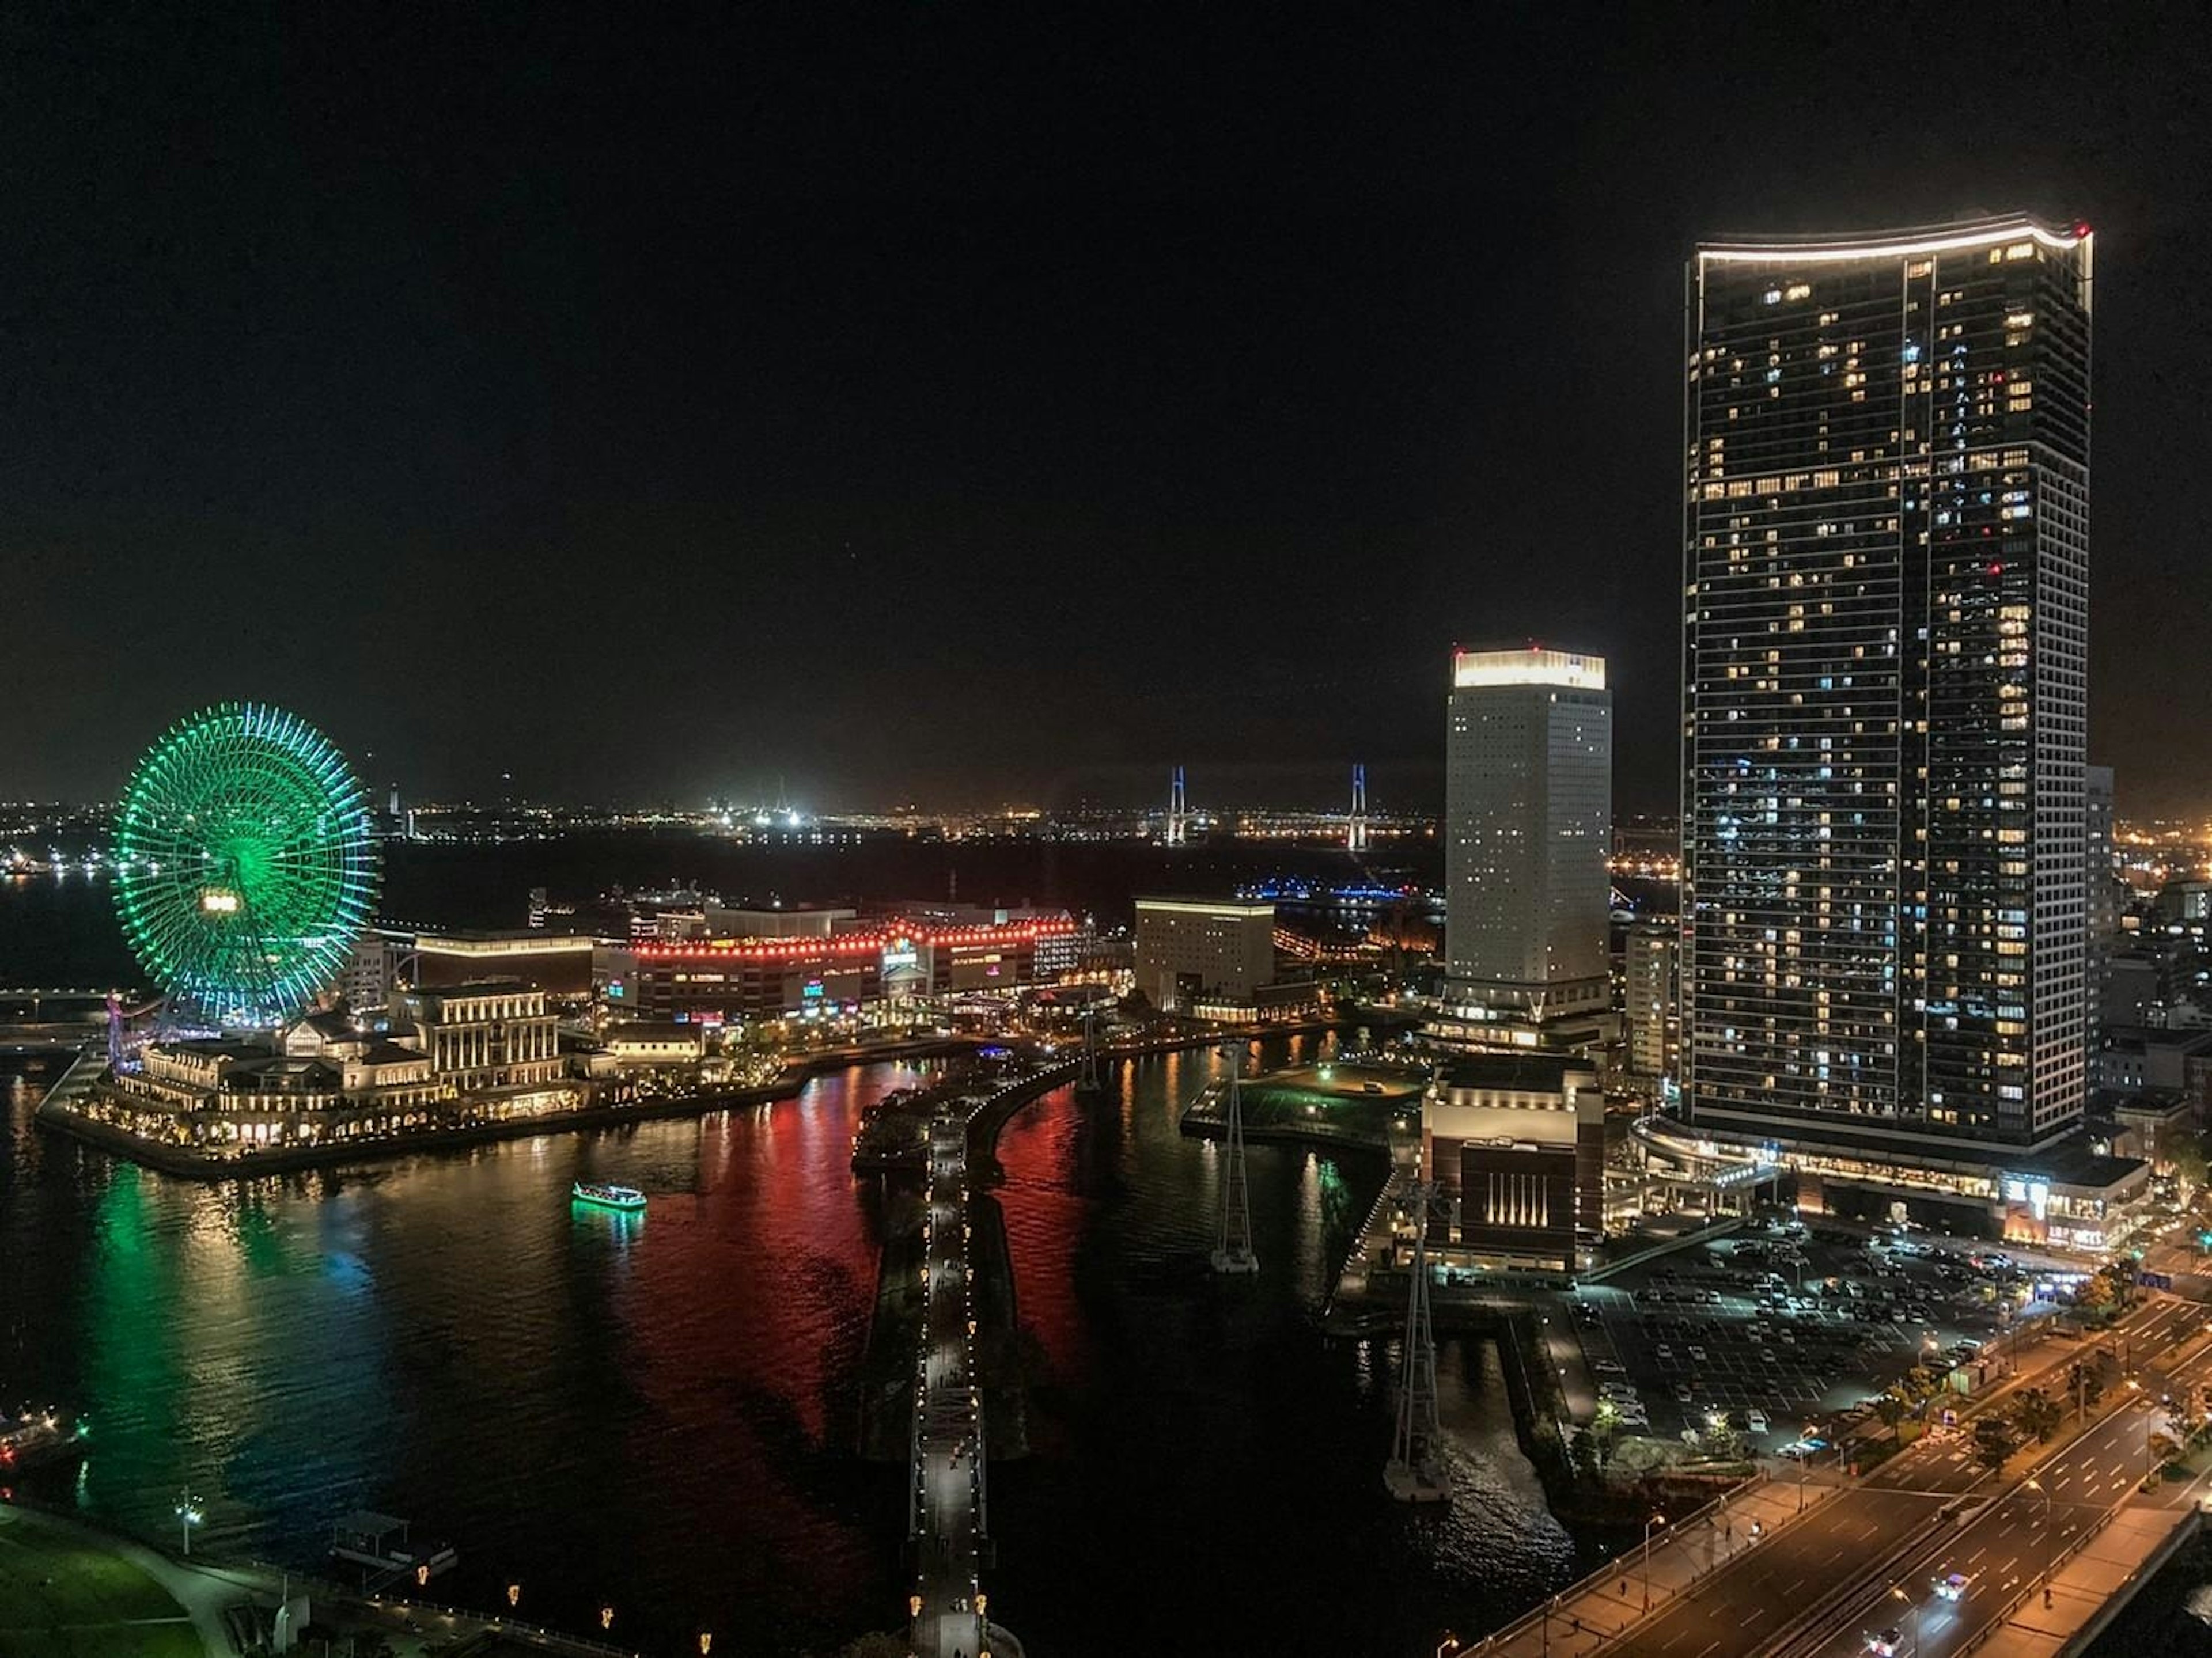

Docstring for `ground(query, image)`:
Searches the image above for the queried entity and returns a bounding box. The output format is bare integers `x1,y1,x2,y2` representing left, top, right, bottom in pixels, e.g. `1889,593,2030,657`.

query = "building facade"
1421,1052,1604,1272
407,930,598,998
1683,215,2094,1159
1625,919,1680,1095
1443,647,1612,1026
390,980,565,1097
2085,763,2118,1069
629,916,1074,1023
1132,898,1275,1013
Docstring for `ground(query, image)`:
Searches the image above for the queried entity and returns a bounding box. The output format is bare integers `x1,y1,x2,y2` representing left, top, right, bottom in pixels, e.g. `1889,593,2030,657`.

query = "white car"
1747,1409,1770,1433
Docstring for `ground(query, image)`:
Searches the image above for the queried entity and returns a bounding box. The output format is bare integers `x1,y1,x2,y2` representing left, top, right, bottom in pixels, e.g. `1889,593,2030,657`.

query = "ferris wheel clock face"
111,703,380,1027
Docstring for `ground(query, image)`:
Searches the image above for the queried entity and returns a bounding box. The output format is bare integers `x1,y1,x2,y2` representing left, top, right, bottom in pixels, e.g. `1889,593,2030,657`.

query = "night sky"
7,6,2206,813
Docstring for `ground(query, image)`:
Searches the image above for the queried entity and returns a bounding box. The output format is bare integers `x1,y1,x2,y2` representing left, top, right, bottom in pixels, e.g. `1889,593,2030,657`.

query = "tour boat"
571,1181,647,1212
0,1405,87,1471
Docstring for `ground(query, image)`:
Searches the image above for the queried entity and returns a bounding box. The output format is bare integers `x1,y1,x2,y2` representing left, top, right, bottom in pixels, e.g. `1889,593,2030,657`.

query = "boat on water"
0,1404,87,1472
571,1181,647,1212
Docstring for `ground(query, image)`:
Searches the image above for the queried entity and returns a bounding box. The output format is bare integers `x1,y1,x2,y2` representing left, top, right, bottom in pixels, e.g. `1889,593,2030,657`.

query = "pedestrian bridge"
906,1090,1024,1658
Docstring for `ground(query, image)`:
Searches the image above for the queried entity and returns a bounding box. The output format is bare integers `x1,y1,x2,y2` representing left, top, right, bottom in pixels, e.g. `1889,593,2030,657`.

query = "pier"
907,1082,1035,1658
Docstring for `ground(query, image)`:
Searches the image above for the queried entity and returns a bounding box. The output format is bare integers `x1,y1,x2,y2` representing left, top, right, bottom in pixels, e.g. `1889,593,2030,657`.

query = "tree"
1972,1414,2018,1473
2014,1386,2063,1444
1571,1425,1604,1484
1699,1422,1748,1462
2099,1254,2140,1311
2074,1272,2116,1312
2149,1431,2183,1470
1874,1392,1909,1431
2066,1360,2106,1418
1901,1365,1943,1410
2170,1128,2211,1191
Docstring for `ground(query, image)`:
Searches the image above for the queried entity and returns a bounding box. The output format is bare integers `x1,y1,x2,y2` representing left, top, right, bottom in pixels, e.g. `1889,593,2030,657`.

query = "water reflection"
3,1044,1590,1657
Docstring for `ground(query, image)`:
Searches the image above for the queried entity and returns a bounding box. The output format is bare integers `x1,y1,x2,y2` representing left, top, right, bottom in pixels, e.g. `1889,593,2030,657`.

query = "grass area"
0,1517,204,1658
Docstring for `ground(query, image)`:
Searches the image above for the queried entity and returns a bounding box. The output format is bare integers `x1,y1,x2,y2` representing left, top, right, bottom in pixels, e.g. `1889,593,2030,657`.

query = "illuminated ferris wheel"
111,703,380,1027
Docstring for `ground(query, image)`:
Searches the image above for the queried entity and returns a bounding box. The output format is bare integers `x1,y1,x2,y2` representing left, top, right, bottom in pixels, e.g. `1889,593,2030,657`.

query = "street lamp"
1642,1513,1668,1610
173,1492,203,1557
1436,1636,1459,1658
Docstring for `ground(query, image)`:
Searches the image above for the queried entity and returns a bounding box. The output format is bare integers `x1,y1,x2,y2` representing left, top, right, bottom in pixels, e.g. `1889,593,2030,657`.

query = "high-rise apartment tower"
1682,215,2093,1156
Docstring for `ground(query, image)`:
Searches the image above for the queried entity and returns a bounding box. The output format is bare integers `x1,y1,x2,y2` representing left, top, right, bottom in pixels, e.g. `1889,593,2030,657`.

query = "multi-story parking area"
1570,1213,2075,1446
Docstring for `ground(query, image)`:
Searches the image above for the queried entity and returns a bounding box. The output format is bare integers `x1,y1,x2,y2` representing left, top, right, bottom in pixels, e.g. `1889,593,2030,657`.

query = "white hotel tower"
1443,646,1613,1031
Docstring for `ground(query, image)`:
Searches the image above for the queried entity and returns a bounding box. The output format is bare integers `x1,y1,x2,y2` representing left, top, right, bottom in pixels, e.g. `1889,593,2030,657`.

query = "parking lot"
1570,1213,2071,1449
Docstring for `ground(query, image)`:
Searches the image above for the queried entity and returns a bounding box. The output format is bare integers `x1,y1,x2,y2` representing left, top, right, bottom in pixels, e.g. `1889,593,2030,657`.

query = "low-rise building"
405,929,598,999
389,980,566,1098
1132,897,1275,1014
1421,1052,1604,1273
2097,1025,2212,1109
603,1021,707,1065
629,916,1075,1023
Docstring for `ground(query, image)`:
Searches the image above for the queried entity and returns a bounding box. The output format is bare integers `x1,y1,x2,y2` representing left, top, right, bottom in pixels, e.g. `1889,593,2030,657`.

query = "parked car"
1748,1409,1769,1433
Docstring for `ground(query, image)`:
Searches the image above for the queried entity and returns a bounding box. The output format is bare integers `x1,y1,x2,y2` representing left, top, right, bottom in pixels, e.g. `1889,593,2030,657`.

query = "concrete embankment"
34,1038,975,1180
855,1063,1074,1463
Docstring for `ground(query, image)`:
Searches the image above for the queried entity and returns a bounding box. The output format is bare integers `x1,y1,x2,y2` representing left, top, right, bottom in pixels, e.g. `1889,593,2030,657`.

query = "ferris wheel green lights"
112,703,380,1027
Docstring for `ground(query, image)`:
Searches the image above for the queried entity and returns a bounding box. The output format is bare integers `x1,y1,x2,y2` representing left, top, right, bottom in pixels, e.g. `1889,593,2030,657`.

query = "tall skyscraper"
1681,215,2093,1158
1444,646,1612,1026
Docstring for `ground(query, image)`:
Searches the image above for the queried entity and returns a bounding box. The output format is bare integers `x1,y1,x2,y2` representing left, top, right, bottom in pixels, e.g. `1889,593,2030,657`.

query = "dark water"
2080,1528,2212,1656
0,869,1597,1658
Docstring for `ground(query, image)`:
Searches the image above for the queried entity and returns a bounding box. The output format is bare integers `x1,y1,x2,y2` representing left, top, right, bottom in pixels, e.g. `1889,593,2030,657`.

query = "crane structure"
1209,1045,1259,1275
1384,1180,1449,1503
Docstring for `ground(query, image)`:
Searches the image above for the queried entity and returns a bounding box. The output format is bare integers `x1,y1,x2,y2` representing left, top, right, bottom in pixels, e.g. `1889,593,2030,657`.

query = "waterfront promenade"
908,1079,1032,1658
0,1501,640,1658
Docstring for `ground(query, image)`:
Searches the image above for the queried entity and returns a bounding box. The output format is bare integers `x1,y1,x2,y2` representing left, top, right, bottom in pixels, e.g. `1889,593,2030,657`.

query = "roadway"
1524,1294,2209,1658
910,1108,990,1658
1802,1327,2212,1658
